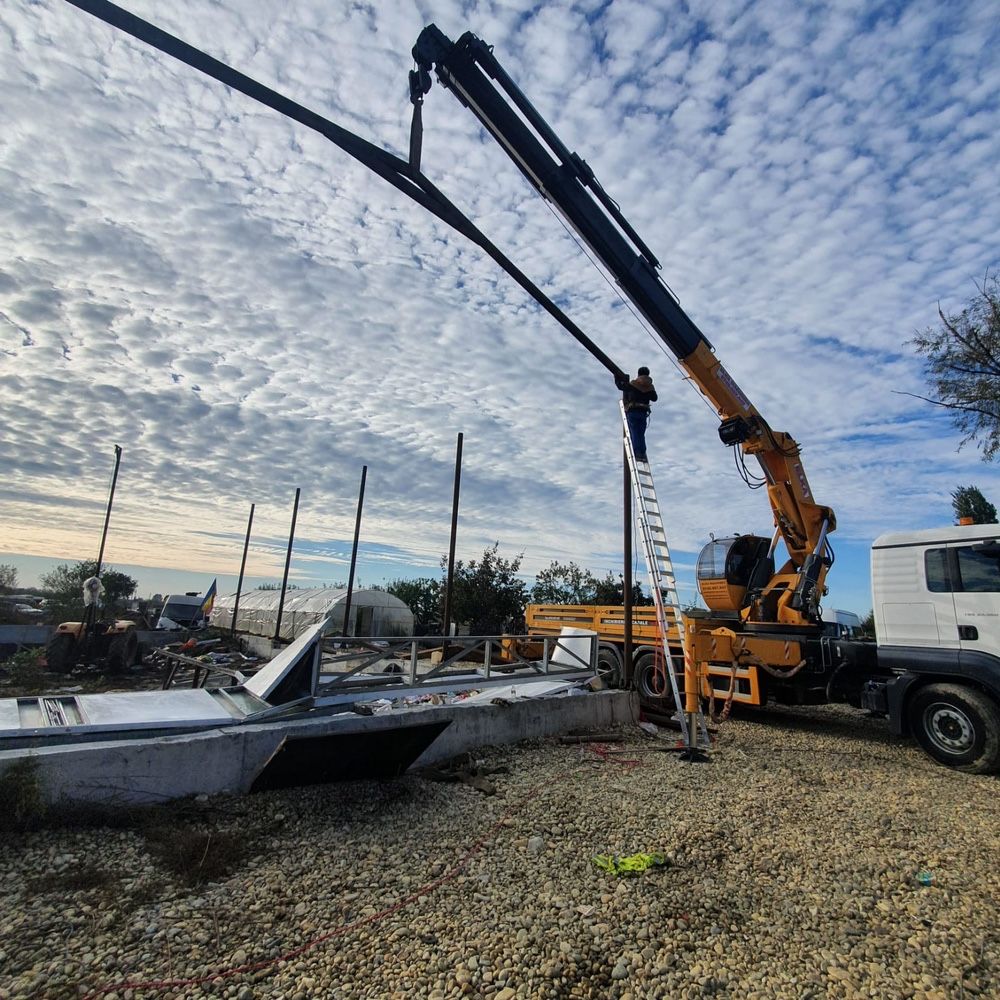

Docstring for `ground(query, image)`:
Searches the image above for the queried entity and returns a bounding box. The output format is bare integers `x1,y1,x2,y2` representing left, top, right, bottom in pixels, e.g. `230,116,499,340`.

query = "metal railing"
313,632,597,701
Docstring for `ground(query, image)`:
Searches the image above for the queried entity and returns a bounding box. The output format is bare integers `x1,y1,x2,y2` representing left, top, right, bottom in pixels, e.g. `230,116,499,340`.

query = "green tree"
910,273,1000,460
444,543,526,635
40,561,138,621
0,564,16,592
590,570,622,604
386,577,442,632
530,561,595,604
951,485,998,524
590,571,653,606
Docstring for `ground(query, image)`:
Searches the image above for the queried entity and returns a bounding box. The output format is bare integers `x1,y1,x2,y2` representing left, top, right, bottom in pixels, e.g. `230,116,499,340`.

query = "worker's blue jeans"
626,408,649,460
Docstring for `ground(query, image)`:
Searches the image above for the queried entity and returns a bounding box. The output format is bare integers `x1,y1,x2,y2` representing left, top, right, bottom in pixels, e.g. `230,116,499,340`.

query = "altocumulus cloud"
0,0,998,607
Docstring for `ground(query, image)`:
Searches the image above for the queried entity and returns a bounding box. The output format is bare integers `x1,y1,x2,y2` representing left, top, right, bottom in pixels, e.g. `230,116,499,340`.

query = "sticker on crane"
793,462,812,501
715,365,752,413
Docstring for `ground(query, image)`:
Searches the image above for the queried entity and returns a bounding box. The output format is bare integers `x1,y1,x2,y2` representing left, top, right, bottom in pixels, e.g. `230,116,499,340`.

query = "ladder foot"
677,748,711,763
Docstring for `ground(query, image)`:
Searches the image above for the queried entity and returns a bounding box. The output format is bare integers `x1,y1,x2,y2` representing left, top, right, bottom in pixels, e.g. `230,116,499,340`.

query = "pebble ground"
1,703,997,999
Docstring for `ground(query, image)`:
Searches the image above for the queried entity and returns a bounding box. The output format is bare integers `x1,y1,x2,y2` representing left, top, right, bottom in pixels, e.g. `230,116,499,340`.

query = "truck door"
876,543,955,647
949,538,1000,660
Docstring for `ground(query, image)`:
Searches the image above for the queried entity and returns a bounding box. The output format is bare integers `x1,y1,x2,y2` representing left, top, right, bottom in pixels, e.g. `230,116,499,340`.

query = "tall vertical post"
231,503,255,636
441,432,463,638
623,439,633,686
95,444,123,577
273,487,300,643
340,466,368,639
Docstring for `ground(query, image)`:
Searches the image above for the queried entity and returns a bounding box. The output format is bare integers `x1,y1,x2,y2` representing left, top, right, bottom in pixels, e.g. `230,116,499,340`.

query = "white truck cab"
868,524,1000,772
872,524,1000,655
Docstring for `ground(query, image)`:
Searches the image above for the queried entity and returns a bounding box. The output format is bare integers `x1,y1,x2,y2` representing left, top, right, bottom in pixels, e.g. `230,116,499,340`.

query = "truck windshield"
162,602,201,623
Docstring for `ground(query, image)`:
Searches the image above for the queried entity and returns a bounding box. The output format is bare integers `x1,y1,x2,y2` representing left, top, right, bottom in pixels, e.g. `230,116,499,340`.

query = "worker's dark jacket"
615,374,658,411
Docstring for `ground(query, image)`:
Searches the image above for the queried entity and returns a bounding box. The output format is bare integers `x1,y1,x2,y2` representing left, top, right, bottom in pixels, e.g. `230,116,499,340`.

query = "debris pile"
148,635,263,690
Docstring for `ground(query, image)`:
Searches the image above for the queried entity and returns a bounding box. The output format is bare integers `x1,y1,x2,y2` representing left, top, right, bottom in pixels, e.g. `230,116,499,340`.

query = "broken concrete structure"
0,621,637,805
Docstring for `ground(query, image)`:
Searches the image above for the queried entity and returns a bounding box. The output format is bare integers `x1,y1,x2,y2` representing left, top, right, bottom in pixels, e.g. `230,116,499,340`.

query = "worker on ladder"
616,367,657,462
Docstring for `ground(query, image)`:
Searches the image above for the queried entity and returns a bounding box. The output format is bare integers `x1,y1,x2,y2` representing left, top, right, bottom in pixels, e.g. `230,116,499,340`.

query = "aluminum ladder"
620,401,709,750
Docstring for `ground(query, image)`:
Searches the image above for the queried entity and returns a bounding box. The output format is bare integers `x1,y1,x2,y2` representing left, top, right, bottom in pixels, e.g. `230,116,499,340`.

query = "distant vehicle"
156,593,207,630
13,604,45,617
821,609,863,639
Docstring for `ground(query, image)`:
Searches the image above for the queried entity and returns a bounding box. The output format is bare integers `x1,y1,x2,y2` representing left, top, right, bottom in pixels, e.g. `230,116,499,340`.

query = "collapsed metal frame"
313,632,599,706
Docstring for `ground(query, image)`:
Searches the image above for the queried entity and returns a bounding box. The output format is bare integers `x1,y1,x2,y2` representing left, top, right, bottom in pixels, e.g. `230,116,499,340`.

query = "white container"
548,627,598,671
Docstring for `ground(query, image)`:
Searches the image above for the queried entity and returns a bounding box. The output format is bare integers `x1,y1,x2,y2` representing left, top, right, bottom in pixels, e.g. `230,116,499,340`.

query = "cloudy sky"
1,0,998,615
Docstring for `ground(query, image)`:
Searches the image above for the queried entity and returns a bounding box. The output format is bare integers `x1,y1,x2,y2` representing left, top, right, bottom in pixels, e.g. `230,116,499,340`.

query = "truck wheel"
106,631,139,674
634,652,679,710
908,684,1000,774
45,633,78,674
596,644,623,687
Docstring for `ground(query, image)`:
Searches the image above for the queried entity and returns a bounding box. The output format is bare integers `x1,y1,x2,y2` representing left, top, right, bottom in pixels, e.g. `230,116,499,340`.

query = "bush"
3,648,46,693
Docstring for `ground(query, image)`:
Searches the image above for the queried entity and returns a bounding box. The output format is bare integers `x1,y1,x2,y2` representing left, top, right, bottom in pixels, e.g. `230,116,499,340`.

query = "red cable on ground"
80,746,644,999
586,742,641,769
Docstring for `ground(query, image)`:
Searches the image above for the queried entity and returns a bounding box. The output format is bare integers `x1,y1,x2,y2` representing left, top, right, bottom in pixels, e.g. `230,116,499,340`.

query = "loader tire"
45,633,78,674
908,683,1000,774
106,630,139,675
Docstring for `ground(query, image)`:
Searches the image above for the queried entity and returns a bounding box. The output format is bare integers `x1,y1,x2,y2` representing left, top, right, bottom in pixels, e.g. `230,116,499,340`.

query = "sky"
1,0,998,616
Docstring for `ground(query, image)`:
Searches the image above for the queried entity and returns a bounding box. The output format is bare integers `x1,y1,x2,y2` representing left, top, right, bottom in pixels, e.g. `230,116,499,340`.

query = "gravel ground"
1,703,997,1000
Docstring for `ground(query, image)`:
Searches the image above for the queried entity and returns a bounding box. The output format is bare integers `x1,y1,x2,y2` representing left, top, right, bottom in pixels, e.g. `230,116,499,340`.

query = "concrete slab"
0,688,637,806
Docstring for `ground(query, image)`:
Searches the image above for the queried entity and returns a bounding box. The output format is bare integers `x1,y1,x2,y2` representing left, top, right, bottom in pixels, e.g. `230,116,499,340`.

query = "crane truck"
54,5,1000,771
409,27,1000,774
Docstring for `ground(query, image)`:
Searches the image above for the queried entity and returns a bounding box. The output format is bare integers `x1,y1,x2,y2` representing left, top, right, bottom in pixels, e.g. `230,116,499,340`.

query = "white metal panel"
78,690,232,726
549,628,597,670
244,619,326,701
879,603,942,646
459,680,579,704
0,699,20,730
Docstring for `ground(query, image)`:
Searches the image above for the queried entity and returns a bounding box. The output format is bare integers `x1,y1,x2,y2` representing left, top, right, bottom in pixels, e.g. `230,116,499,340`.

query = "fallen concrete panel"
0,726,286,806
0,689,636,806
410,689,637,768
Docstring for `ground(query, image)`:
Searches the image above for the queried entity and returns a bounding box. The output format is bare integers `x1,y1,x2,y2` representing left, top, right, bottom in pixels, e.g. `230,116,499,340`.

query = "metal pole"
273,487,300,643
441,432,463,638
341,466,368,639
95,444,123,577
623,439,633,686
231,503,255,636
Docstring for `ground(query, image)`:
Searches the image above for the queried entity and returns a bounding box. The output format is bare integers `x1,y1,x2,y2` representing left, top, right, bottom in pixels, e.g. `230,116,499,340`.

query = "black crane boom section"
60,0,626,380
412,25,713,362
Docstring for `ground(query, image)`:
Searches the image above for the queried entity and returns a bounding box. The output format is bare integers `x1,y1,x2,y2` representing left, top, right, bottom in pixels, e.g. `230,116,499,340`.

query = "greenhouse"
211,588,414,642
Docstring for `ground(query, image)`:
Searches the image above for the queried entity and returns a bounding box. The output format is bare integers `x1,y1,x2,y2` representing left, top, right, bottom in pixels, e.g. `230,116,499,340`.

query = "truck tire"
908,684,1000,774
45,633,78,674
596,643,623,687
106,631,139,674
634,651,679,710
